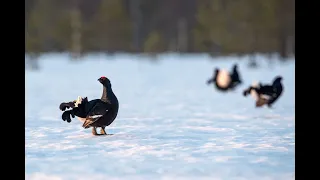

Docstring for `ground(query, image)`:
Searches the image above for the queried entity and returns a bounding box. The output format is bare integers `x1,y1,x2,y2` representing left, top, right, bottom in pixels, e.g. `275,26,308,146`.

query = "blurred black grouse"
243,76,283,108
207,64,242,92
59,76,119,135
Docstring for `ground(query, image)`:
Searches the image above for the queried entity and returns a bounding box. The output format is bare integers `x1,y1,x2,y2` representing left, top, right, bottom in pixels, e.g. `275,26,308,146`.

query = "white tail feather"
74,96,83,107
250,81,259,101
216,69,231,88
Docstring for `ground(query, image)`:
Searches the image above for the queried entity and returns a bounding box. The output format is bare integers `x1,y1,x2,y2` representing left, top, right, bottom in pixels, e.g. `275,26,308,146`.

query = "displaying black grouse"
207,64,242,92
243,76,283,108
59,76,119,135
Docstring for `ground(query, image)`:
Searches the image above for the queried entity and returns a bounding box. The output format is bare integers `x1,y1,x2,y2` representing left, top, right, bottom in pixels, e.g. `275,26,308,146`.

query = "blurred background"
25,0,294,67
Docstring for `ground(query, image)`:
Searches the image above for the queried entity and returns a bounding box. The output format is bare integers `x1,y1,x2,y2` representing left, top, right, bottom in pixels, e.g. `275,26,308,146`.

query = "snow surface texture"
25,54,295,180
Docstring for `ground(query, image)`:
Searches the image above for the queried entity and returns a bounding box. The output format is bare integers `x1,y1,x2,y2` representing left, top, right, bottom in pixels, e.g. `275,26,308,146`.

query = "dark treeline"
25,0,295,59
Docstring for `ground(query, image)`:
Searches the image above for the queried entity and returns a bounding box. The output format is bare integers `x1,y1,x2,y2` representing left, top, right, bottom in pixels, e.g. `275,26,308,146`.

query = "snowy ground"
25,54,295,180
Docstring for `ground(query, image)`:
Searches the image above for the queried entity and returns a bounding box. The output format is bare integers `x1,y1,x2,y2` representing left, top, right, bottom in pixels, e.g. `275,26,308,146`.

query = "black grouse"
207,64,242,92
59,76,119,135
243,76,283,108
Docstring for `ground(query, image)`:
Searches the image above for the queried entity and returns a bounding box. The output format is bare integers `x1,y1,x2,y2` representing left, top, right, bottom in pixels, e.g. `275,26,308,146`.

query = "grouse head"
232,64,238,71
273,76,283,85
98,76,111,87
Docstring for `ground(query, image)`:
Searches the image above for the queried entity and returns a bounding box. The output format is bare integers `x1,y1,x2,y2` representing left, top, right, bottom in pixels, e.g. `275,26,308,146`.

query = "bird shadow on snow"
64,130,137,139
65,133,113,139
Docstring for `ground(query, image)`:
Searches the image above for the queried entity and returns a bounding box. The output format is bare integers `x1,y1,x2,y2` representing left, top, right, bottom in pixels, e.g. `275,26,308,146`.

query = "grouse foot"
91,127,112,136
92,127,98,136
100,127,107,135
91,127,109,136
267,104,274,109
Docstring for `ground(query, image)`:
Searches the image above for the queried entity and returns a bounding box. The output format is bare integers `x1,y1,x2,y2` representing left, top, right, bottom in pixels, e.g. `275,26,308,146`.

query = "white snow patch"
26,54,295,179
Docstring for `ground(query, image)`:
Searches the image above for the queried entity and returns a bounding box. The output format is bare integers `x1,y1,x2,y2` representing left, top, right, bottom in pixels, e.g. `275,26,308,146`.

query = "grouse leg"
92,127,98,136
100,127,107,135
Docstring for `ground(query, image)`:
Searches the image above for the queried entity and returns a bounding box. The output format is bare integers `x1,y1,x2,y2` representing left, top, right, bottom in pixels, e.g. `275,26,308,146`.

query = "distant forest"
25,0,295,58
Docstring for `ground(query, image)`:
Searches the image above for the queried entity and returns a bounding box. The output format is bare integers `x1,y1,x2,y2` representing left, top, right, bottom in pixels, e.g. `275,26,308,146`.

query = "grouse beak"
98,77,107,83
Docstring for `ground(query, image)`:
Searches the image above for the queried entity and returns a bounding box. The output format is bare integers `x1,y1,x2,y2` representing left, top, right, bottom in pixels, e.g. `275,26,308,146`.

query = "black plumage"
207,64,242,92
59,76,119,135
243,76,283,108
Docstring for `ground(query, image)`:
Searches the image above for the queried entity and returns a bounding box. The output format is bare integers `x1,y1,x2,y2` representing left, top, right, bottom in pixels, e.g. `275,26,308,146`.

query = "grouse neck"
101,85,114,103
272,80,282,88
